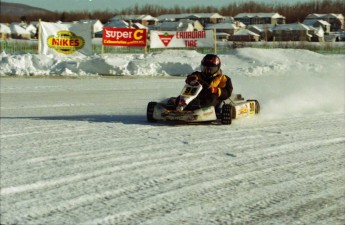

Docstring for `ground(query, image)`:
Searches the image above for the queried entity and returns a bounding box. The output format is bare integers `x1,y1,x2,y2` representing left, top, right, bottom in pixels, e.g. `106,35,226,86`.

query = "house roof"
159,20,193,31
0,23,11,33
216,32,230,36
314,26,325,37
112,15,158,21
157,13,225,21
303,19,330,26
80,19,100,24
234,13,285,19
273,23,311,31
305,13,324,19
104,19,129,28
234,29,260,36
247,24,275,32
160,21,180,30
26,24,37,34
79,20,103,27
133,23,147,29
306,13,344,19
139,15,159,21
10,24,30,34
204,22,238,30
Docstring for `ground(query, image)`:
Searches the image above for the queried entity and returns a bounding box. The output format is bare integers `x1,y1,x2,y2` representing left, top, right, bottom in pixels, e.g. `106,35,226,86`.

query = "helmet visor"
201,65,219,75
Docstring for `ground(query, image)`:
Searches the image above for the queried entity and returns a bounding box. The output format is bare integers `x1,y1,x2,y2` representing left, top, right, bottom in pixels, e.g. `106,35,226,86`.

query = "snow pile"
1,48,344,77
0,50,200,76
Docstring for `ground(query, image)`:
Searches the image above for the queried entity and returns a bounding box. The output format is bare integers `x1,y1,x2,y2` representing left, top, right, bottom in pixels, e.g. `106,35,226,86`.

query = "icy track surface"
1,76,344,225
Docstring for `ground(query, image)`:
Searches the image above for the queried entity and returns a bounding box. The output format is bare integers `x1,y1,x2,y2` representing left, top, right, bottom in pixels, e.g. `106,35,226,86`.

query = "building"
148,18,203,32
309,26,325,42
0,23,11,39
273,23,312,42
112,15,158,27
247,24,275,41
230,29,260,42
234,13,286,25
157,13,225,26
303,19,331,34
158,20,195,32
104,19,130,28
204,22,240,35
26,24,37,39
304,13,344,31
10,23,31,39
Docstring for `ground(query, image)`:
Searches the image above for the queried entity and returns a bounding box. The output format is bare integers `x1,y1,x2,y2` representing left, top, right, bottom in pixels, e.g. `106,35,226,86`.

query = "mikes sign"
102,27,147,47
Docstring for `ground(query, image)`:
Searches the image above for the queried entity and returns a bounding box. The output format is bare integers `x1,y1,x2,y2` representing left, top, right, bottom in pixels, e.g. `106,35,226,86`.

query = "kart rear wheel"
221,103,232,125
147,102,157,122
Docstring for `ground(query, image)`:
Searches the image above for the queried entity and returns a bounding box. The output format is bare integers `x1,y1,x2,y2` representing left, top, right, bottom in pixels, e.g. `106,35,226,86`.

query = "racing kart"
147,82,260,125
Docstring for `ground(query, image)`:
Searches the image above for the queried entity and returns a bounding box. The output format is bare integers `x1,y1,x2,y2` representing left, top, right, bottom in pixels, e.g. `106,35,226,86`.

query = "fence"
1,39,345,55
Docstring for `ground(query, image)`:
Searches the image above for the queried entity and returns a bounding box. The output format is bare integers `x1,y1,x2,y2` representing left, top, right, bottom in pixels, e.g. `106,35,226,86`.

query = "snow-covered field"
1,49,345,224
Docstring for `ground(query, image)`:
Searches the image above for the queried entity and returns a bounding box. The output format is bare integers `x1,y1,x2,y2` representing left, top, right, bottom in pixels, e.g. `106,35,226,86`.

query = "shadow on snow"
0,115,221,126
0,114,150,125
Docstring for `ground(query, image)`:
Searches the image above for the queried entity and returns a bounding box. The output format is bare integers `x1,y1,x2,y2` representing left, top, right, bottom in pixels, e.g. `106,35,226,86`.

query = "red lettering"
52,38,59,45
62,39,68,46
177,31,206,39
185,40,197,47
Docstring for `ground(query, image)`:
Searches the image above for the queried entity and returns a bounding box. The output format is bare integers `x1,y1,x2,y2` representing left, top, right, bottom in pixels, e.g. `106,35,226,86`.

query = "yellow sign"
47,30,85,54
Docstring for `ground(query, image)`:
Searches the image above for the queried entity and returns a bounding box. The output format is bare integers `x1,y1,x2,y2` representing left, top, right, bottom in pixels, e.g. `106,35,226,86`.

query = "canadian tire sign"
150,30,214,48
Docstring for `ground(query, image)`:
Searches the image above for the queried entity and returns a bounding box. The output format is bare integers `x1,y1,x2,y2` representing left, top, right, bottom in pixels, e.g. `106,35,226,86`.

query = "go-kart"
147,82,260,125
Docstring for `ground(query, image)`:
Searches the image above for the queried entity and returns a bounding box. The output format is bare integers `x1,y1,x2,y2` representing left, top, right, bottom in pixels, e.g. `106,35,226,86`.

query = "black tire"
248,99,260,114
254,100,260,114
147,102,157,122
231,104,236,119
221,103,232,125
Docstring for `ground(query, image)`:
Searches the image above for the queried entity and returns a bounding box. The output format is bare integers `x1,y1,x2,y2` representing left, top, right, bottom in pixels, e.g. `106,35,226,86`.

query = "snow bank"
0,50,202,76
2,48,344,77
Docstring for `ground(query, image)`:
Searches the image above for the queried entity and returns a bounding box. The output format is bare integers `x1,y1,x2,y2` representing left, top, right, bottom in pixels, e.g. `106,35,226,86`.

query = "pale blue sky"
4,0,316,12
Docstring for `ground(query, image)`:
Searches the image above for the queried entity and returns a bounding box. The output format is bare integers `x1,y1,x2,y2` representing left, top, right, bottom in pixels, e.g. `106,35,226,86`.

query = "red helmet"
201,54,221,77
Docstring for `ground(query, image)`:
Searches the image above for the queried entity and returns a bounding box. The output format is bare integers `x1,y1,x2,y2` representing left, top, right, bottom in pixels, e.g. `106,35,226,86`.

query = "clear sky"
4,0,316,12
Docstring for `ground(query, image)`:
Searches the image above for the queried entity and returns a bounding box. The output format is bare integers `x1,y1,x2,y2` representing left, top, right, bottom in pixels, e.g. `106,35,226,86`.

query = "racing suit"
186,70,233,108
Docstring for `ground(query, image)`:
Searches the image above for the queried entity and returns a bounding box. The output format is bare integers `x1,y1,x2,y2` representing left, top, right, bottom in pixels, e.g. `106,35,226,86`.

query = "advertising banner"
39,21,92,56
102,27,147,47
150,30,214,48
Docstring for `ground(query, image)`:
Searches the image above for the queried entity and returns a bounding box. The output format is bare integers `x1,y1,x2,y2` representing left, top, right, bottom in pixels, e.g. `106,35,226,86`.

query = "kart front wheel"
247,99,260,114
147,102,157,122
254,100,260,114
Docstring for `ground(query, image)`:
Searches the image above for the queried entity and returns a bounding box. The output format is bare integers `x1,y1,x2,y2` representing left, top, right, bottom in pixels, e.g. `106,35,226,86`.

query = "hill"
0,2,52,17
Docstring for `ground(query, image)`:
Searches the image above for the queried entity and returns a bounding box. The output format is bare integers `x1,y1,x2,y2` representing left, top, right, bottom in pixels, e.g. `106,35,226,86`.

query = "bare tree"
1,0,344,24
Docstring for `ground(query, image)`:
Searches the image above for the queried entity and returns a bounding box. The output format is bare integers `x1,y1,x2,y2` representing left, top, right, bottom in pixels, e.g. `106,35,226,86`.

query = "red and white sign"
150,30,214,48
102,27,147,47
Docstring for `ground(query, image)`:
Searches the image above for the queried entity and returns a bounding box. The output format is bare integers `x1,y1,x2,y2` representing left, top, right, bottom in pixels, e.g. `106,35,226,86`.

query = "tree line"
1,0,344,24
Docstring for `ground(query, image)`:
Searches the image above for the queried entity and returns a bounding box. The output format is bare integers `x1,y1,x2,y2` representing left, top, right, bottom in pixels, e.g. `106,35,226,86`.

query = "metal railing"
1,39,345,55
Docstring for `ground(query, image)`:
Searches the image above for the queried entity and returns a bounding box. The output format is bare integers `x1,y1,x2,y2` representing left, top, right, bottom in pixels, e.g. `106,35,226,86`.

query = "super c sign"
102,27,147,47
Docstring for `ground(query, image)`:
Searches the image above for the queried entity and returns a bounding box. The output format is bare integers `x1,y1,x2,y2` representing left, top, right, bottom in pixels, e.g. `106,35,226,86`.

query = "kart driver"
184,54,233,109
